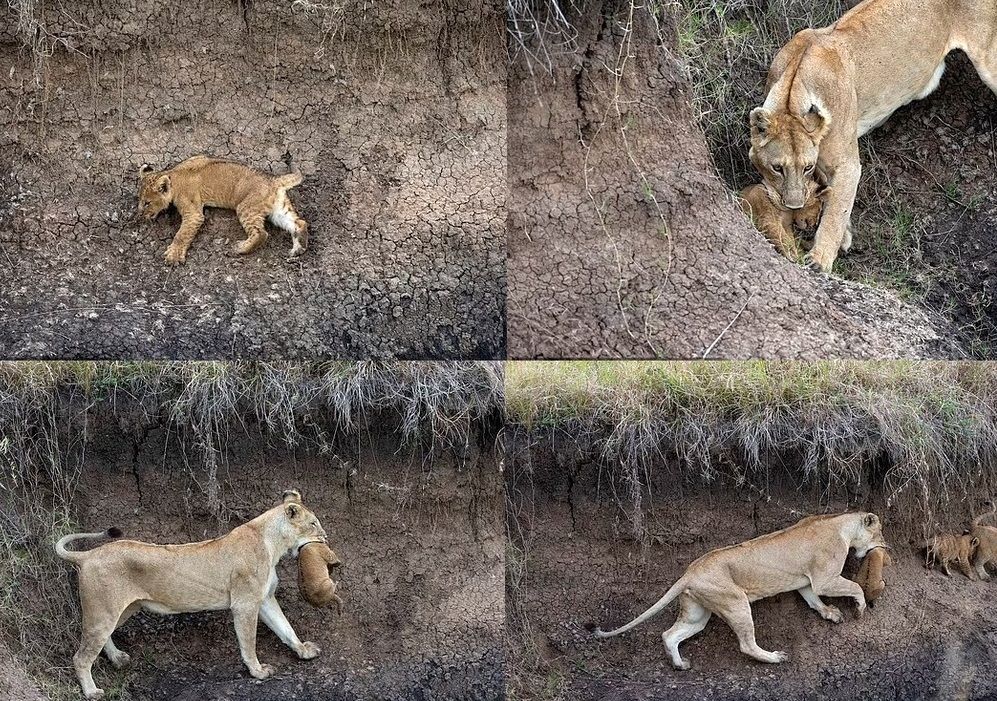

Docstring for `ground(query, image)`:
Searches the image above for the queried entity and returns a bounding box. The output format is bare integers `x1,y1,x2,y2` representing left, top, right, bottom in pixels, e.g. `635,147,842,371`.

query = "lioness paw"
772,651,790,664
297,641,321,660
823,606,843,624
108,650,131,669
85,689,105,700
674,658,692,671
250,663,275,680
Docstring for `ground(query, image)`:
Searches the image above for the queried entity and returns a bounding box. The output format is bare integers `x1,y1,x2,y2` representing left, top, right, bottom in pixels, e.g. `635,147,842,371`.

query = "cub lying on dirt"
137,155,308,265
589,512,886,670
750,0,997,272
298,541,344,614
854,546,892,605
924,532,979,579
56,489,328,700
739,183,826,260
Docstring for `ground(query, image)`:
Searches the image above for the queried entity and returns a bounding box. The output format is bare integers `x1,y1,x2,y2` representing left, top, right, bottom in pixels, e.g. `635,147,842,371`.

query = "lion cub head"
137,164,174,219
279,489,328,550
748,105,830,211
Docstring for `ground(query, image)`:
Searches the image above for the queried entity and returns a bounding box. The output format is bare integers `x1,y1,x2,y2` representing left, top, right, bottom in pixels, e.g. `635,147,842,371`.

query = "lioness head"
137,164,173,219
748,105,830,210
852,513,887,557
280,489,328,550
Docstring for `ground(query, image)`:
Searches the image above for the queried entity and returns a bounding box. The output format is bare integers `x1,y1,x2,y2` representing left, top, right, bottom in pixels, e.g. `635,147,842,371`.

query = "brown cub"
298,541,344,614
854,546,892,605
924,532,979,579
971,500,997,580
137,155,308,265
739,183,826,261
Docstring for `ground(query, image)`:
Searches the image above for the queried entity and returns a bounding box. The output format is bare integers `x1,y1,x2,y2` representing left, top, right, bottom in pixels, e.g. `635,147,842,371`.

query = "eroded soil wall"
0,0,505,358
508,438,997,700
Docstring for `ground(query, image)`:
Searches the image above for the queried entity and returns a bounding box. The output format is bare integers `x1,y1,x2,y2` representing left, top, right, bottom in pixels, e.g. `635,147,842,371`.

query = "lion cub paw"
250,663,275,680
297,641,321,660
164,245,186,266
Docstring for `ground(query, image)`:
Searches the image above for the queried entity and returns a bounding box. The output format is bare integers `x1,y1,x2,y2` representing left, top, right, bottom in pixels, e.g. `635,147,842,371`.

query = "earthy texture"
507,0,960,359
0,0,505,359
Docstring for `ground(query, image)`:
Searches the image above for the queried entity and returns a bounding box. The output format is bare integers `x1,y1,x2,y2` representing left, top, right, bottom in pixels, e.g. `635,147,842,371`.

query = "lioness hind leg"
661,594,711,670
235,202,270,255
715,594,788,665
74,600,125,699
103,601,141,669
797,584,842,624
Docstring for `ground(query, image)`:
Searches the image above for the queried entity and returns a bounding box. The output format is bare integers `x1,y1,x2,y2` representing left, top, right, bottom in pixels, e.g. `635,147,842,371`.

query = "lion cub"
137,155,308,265
739,183,826,261
854,546,892,605
298,541,344,614
924,532,979,579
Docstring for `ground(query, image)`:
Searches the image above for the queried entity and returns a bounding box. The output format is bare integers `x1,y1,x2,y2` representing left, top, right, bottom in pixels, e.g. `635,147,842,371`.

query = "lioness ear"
802,103,830,137
749,107,771,137
285,503,301,520
282,489,302,504
864,513,878,528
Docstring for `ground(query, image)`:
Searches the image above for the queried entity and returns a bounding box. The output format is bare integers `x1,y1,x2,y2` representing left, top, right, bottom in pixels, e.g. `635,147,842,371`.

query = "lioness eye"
772,164,783,174
804,163,815,173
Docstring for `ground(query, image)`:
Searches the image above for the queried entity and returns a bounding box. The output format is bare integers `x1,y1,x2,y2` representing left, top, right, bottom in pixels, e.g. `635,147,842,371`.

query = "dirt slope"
35,418,503,700
507,0,960,359
508,450,997,700
0,0,505,359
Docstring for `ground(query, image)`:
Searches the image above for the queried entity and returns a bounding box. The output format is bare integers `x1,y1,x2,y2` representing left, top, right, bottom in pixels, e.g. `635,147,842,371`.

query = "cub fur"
854,546,892,605
298,541,344,614
589,512,886,670
56,489,328,700
750,0,997,272
137,155,308,265
971,500,997,580
924,532,979,579
739,183,826,260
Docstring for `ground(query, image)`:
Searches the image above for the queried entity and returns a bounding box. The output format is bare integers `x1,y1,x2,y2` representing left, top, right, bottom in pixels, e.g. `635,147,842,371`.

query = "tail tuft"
107,527,123,539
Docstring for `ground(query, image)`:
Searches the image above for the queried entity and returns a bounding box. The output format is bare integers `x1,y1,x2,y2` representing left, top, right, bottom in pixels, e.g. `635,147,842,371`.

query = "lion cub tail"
588,576,688,640
273,173,303,190
55,527,122,564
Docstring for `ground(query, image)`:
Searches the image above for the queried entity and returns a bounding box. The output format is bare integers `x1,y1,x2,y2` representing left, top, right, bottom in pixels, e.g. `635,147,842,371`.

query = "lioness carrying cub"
750,0,997,272
590,512,886,669
137,155,308,265
56,489,327,700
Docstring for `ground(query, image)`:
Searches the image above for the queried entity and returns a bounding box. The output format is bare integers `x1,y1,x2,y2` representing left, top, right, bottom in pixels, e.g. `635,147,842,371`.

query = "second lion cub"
138,155,308,265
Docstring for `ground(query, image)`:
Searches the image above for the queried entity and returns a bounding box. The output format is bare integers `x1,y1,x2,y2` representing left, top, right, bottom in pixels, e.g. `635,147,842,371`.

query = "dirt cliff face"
508,439,997,700
0,0,505,359
507,0,959,359
48,414,503,701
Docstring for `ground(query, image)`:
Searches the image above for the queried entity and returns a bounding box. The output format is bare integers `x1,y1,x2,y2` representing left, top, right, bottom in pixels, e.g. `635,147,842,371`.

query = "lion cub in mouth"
137,155,308,265
739,183,827,261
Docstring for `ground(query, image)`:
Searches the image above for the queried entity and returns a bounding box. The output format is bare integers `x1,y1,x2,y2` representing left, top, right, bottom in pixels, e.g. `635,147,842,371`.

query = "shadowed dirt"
33,414,503,700
508,442,997,700
507,0,961,359
0,0,505,359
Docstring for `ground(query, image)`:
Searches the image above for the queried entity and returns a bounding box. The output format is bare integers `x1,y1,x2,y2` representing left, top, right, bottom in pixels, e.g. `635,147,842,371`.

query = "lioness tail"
55,527,122,564
274,173,303,189
590,576,688,639
973,500,996,528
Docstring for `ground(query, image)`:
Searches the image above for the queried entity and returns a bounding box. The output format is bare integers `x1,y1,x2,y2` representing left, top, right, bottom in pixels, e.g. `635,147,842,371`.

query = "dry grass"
507,361,997,535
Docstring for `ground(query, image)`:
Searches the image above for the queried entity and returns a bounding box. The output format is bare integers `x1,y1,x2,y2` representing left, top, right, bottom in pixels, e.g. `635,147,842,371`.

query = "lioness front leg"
807,153,861,273
797,584,843,623
812,575,867,617
232,602,274,680
259,596,321,660
164,208,205,266
714,593,788,664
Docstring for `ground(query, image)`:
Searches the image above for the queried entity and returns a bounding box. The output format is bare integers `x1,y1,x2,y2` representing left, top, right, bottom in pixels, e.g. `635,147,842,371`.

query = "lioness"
56,489,327,699
590,512,886,669
923,531,978,579
739,182,827,260
137,155,308,265
971,500,997,580
750,0,997,272
298,541,344,613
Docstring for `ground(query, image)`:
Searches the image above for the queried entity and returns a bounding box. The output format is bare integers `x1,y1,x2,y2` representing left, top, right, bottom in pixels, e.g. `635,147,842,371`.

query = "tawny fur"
137,155,308,265
739,183,826,260
971,500,997,580
751,0,997,272
590,513,887,671
55,489,328,700
854,546,892,604
924,532,978,579
298,542,344,614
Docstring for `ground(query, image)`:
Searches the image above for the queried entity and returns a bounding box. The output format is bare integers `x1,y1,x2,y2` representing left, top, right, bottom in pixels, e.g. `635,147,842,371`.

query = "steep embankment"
507,1,959,358
0,0,505,358
0,363,504,700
